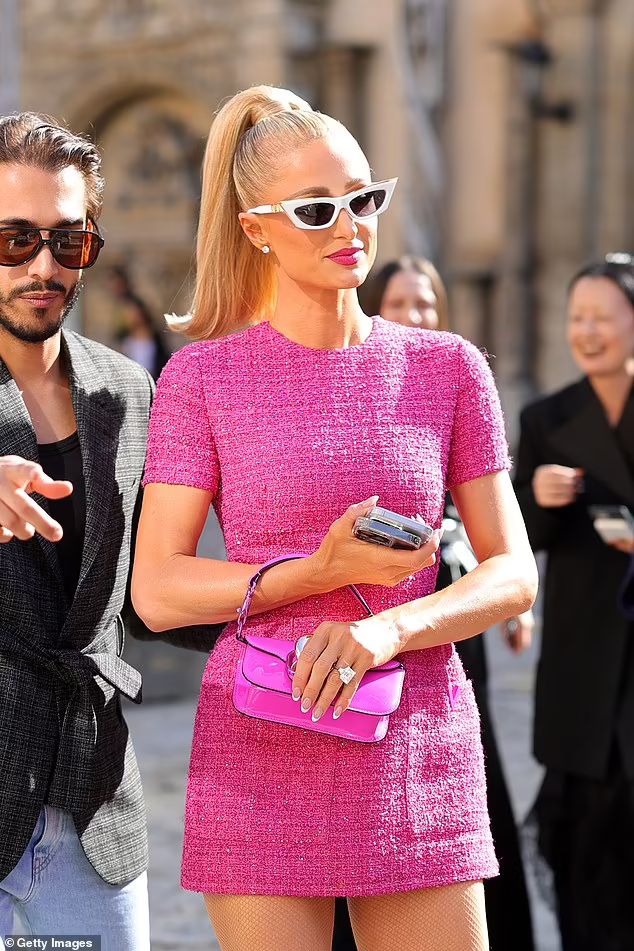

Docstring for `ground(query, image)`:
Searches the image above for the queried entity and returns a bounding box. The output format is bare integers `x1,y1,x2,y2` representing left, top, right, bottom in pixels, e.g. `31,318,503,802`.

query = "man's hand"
0,456,72,543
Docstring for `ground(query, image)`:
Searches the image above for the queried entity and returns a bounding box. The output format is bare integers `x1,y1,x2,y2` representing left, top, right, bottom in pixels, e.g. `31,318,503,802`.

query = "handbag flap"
241,635,405,716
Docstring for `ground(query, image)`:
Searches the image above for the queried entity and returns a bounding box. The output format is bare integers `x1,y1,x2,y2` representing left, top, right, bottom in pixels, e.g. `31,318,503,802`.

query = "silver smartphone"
353,506,433,551
588,504,634,544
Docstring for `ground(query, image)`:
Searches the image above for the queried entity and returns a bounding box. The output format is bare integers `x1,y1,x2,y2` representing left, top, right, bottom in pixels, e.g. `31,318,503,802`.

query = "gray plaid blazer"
0,331,221,886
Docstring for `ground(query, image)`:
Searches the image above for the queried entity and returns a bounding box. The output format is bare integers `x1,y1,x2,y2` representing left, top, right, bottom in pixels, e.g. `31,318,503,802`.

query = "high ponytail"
172,85,343,340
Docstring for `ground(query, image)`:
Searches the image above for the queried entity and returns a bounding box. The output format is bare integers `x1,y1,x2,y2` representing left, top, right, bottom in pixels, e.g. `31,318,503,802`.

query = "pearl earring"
261,245,270,255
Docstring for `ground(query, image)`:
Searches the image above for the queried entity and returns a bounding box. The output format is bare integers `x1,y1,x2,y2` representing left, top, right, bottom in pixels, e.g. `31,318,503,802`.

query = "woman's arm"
291,471,537,720
131,484,440,632
387,470,538,651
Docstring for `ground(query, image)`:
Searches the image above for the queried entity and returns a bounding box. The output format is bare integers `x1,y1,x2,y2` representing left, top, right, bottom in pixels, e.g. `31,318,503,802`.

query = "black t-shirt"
37,432,86,601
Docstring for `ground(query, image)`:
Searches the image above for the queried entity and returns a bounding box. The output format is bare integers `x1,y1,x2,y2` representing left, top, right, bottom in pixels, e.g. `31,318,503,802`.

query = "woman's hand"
291,614,400,722
0,455,72,543
310,496,442,589
502,609,534,653
532,465,584,508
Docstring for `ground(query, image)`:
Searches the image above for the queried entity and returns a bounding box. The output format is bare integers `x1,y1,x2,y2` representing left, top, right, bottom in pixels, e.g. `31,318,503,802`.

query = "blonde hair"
173,85,348,340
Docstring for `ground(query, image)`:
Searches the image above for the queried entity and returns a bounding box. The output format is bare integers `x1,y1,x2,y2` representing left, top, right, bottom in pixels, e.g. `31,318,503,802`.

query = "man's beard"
0,280,83,343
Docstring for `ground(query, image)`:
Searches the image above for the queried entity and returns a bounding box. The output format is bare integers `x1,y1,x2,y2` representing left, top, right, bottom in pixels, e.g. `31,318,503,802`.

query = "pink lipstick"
327,248,364,267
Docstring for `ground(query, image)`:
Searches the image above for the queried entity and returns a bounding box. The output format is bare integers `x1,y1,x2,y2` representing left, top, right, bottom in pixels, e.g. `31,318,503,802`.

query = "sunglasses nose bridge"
26,238,60,275
333,204,359,235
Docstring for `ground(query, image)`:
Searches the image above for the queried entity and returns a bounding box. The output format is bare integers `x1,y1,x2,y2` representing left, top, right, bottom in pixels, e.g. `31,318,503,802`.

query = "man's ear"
238,211,269,252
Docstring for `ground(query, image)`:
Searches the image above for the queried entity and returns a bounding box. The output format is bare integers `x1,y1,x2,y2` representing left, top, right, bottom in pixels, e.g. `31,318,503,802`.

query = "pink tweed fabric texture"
143,316,511,896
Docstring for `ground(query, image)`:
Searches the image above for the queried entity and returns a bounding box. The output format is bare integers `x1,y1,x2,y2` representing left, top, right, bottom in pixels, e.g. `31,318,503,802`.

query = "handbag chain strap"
236,553,374,644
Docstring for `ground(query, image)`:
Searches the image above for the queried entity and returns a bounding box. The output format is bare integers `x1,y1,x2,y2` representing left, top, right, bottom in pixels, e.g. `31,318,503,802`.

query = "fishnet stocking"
348,881,489,951
204,894,335,951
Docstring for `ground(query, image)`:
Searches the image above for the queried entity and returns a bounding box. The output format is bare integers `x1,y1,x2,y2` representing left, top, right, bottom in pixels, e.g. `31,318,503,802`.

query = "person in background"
105,262,134,338
515,254,634,951
106,262,134,300
117,294,170,381
362,256,450,332
363,256,536,951
106,266,169,380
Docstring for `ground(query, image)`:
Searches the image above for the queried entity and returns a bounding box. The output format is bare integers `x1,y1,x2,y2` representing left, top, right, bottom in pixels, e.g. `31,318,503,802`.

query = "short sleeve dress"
143,316,511,896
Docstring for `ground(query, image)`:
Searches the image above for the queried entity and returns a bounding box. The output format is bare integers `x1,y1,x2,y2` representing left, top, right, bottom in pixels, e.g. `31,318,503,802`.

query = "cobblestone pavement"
127,622,561,951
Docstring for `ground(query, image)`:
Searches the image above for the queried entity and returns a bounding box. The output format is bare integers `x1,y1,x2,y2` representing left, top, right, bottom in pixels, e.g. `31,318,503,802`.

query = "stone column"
596,0,634,252
0,0,20,114
489,53,542,442
319,46,368,141
533,2,608,392
231,0,286,88
443,0,539,424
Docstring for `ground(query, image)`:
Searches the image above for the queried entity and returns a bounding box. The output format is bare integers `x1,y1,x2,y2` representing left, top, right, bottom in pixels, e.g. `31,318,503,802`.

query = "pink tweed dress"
143,316,510,896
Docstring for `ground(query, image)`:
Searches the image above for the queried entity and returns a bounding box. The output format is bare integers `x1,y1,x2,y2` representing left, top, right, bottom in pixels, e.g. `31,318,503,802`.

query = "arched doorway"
76,88,210,349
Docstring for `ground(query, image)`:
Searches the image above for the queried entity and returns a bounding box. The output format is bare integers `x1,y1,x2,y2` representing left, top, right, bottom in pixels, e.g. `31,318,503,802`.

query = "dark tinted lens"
52,231,101,268
51,232,88,267
349,188,387,218
0,229,40,265
294,201,336,227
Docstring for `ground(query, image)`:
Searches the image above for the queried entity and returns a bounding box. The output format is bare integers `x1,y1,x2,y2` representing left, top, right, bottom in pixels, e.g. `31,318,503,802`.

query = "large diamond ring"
337,665,356,685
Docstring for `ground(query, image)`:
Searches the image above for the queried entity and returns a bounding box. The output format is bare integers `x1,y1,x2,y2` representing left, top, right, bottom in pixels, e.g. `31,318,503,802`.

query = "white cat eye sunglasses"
247,178,398,231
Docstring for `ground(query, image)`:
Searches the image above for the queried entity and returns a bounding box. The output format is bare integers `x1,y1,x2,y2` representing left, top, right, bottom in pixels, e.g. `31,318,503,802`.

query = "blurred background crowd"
2,1,633,949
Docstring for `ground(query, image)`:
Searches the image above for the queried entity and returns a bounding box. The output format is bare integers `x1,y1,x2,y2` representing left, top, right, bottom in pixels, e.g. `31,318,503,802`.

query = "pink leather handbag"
232,554,405,742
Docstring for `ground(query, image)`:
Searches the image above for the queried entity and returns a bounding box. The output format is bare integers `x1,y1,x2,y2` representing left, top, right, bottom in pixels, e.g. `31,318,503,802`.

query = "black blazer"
515,378,634,781
0,332,221,885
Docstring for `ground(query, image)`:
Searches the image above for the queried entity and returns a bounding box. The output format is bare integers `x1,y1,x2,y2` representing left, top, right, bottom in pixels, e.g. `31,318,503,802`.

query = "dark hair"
568,254,634,309
0,112,104,221
124,294,157,332
361,256,450,330
107,264,134,297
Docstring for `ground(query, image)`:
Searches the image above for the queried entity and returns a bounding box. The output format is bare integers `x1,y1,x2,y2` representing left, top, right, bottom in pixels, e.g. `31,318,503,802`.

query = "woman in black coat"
515,255,634,951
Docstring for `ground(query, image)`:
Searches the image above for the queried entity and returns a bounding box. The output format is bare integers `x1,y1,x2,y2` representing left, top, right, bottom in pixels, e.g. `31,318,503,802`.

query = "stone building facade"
5,0,634,435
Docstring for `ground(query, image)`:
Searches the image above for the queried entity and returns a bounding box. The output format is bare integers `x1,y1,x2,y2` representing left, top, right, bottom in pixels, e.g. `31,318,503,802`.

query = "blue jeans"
0,806,150,951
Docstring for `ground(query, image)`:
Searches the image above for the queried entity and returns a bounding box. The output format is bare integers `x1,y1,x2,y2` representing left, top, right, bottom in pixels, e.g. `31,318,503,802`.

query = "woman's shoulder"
375,316,452,349
377,317,467,352
157,323,265,384
377,319,488,374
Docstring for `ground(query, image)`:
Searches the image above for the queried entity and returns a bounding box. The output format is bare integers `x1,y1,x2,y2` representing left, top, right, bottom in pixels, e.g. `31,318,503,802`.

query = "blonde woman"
132,86,537,951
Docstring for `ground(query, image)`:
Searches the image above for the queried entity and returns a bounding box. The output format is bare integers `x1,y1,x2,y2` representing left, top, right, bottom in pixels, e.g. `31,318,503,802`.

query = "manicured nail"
292,688,301,702
333,706,343,720
311,707,323,722
301,698,311,713
357,495,377,508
